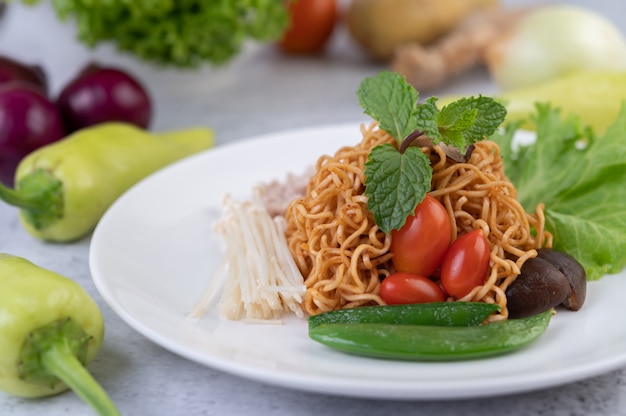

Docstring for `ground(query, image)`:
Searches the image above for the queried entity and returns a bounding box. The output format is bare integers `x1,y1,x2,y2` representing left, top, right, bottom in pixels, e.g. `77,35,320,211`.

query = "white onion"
484,5,626,90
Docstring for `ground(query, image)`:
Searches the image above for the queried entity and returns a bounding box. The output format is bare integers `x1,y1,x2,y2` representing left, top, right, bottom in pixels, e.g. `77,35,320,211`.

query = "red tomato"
440,229,491,299
390,194,451,277
279,0,337,54
380,272,446,305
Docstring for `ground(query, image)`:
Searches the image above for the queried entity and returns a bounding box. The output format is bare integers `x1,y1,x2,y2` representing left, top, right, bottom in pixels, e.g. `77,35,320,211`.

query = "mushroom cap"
505,256,571,319
505,249,587,319
536,248,586,311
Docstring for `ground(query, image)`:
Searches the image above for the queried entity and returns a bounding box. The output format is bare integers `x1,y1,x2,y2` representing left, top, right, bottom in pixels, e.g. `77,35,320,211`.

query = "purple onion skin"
0,55,48,95
57,65,152,133
0,82,66,187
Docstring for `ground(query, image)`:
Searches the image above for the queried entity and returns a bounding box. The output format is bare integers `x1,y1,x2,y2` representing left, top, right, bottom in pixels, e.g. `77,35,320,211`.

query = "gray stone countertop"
1,1,626,415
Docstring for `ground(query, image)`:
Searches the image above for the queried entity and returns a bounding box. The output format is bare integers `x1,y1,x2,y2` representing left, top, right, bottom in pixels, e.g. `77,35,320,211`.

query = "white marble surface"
1,1,626,415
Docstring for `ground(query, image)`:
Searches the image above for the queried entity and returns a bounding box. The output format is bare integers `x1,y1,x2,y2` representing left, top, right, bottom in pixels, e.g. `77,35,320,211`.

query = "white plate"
90,123,626,400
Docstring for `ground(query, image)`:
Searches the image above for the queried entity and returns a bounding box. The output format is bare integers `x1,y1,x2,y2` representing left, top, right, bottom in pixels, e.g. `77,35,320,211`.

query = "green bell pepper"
0,253,118,416
0,122,214,242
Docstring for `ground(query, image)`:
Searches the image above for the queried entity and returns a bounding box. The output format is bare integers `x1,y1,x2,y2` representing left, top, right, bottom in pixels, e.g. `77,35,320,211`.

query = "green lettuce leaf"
492,103,626,280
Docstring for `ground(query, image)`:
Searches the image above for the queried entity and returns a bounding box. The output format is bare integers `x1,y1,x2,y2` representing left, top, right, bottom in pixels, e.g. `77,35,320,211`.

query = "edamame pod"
308,302,500,329
309,310,553,361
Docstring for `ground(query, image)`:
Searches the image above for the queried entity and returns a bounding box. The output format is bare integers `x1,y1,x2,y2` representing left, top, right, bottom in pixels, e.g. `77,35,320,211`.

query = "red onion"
0,82,66,187
56,63,152,133
0,55,48,94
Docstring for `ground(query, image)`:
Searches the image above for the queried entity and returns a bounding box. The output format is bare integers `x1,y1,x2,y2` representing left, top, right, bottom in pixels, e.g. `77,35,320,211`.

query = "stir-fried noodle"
284,122,551,319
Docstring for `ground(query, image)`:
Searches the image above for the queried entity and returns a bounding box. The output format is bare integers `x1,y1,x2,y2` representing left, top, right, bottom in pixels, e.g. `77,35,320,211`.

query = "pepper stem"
0,168,63,229
0,181,42,209
41,343,120,416
19,318,119,416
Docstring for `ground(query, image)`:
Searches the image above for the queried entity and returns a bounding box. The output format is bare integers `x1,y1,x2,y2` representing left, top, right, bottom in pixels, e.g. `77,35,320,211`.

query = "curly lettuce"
20,0,289,67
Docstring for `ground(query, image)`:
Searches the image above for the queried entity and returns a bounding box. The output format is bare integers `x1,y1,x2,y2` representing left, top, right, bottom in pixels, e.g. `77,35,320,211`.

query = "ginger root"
391,8,528,91
347,0,500,61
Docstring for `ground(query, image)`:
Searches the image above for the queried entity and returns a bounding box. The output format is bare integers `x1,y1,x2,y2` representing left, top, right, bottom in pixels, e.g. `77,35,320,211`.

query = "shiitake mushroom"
536,248,586,311
505,248,586,319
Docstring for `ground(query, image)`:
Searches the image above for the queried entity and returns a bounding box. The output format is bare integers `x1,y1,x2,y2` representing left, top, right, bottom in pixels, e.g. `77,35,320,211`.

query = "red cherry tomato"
279,0,337,54
380,272,446,305
440,229,491,299
390,194,451,277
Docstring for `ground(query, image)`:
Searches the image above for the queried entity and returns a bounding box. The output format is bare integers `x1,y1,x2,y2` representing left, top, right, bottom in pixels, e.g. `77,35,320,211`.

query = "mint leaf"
364,144,432,233
439,96,506,150
492,103,626,280
413,97,442,142
357,71,418,143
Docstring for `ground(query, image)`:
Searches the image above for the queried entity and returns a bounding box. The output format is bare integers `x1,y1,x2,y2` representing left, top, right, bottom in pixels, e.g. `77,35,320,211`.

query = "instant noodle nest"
284,122,551,320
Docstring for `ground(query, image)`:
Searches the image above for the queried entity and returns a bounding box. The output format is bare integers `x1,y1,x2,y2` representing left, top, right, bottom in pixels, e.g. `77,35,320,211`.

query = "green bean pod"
309,310,553,361
0,122,214,242
308,302,500,329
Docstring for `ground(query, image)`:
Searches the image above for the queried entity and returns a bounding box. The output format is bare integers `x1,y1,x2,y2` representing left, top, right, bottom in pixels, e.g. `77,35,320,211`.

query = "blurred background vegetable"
17,0,290,68
438,71,626,134
392,8,525,92
278,0,337,54
484,4,626,90
392,3,626,93
0,55,47,93
346,0,499,61
0,82,65,187
498,71,626,134
0,54,154,187
57,63,152,133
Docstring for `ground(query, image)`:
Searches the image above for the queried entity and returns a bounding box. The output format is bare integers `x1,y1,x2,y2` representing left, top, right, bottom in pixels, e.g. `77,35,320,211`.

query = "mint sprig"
358,71,506,233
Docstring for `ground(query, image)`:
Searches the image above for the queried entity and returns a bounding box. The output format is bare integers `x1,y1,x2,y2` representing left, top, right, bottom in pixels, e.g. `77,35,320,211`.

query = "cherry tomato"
390,194,451,277
380,272,446,305
279,0,337,54
440,229,491,299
